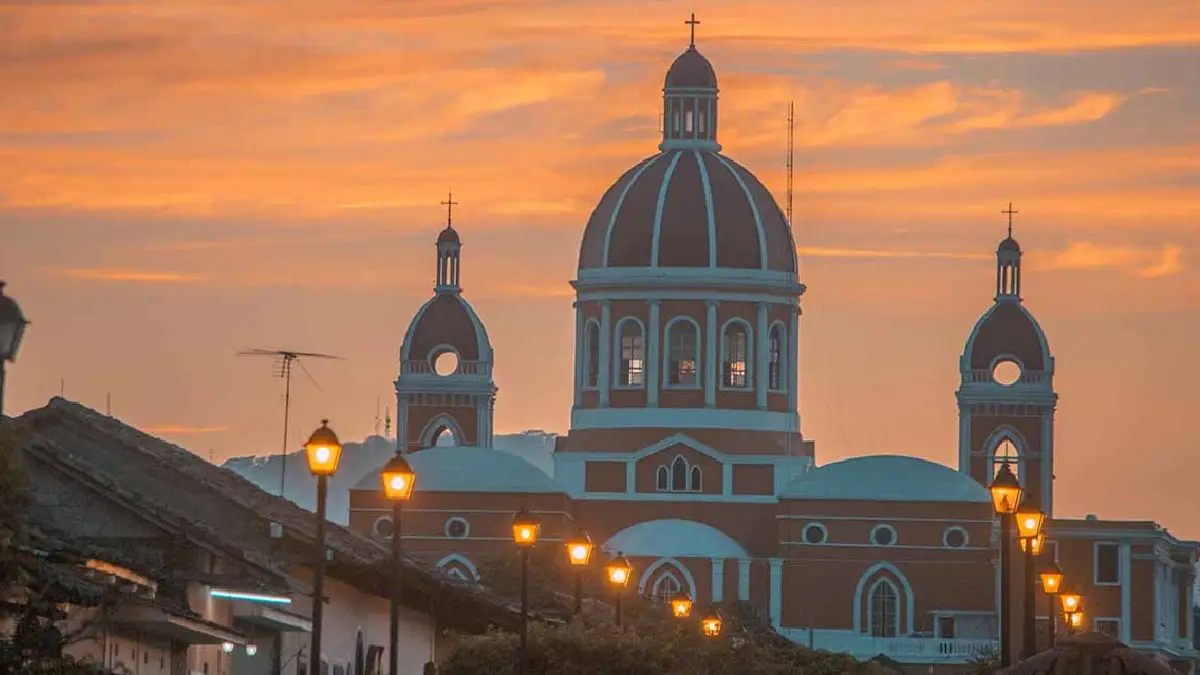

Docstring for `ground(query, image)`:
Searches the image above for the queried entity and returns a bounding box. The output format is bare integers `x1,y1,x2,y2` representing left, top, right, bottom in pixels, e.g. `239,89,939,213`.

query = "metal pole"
574,571,583,616
389,500,403,675
1000,514,1012,668
309,475,328,675
519,547,529,675
1023,543,1036,658
1047,593,1056,650
615,594,622,628
280,359,292,497
0,360,6,417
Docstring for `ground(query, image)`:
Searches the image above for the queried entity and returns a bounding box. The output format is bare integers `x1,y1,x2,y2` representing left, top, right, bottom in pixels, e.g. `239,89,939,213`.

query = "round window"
992,359,1022,386
433,350,460,376
802,523,828,545
871,525,897,547
445,517,469,539
944,527,969,548
373,517,394,538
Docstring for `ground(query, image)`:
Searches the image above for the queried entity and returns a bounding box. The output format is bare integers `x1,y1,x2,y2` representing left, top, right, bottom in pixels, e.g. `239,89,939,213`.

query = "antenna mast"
238,349,344,497
786,100,795,227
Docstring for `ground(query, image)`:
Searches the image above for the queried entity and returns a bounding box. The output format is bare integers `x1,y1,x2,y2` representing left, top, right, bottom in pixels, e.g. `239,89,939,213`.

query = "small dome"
964,301,1049,371
437,226,460,246
665,47,717,89
604,519,748,558
355,447,562,494
780,455,991,503
577,150,796,273
998,237,1021,254
400,294,491,363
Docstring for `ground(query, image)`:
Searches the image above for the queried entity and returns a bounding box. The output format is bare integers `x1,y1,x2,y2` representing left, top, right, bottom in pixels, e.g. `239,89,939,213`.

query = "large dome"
355,447,562,494
780,456,991,503
577,149,797,272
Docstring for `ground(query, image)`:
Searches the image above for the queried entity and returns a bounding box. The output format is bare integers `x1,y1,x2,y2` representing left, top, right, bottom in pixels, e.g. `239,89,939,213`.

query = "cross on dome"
441,190,459,227
685,13,700,48
1002,201,1018,238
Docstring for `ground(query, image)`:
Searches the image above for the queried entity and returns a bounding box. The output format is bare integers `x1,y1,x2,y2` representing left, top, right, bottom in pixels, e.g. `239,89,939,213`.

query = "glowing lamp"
988,463,1022,515
1059,586,1081,614
511,509,538,548
1020,532,1047,556
1015,505,1046,540
1068,610,1084,629
670,592,693,618
1039,562,1064,595
304,420,342,477
380,453,416,501
701,612,722,637
221,642,235,654
565,532,594,567
605,555,632,588
245,644,258,657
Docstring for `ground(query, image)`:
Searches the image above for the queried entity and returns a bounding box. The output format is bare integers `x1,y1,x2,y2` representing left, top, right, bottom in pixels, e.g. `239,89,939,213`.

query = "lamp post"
1015,498,1046,658
511,509,538,675
670,591,693,619
1039,562,1063,649
701,608,722,637
989,462,1023,667
380,453,415,675
0,281,30,417
304,420,343,675
1059,583,1082,636
605,554,632,628
564,531,594,616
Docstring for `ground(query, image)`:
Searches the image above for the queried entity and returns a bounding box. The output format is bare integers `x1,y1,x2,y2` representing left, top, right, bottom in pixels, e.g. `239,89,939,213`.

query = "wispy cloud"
50,268,205,283
798,246,989,261
1032,242,1186,277
141,425,228,435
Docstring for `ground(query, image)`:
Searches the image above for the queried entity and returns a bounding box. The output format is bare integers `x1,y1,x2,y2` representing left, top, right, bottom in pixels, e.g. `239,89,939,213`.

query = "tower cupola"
435,191,462,294
660,14,720,152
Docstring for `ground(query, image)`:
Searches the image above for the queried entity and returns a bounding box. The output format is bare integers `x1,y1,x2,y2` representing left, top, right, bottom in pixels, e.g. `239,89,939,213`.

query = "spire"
995,202,1022,302
435,191,462,294
660,15,720,152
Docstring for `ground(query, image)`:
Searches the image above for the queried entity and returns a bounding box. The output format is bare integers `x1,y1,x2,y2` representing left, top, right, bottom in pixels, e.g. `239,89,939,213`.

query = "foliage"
964,647,1003,675
475,544,570,610
441,602,888,675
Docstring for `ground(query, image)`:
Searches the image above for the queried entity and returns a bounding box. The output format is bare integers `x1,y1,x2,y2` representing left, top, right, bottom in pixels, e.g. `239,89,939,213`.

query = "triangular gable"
631,433,726,462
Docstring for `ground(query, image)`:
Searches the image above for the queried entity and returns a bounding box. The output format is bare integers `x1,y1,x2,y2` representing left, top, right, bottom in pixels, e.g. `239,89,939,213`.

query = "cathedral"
348,30,1198,667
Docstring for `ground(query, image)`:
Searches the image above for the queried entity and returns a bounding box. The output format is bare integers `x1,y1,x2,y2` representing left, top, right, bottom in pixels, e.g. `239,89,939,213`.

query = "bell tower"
956,206,1058,515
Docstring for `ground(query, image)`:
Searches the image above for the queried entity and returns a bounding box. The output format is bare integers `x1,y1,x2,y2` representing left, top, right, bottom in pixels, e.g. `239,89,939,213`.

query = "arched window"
617,319,645,387
651,573,682,604
670,456,687,492
722,322,750,388
656,465,669,491
666,319,699,387
584,321,600,389
993,438,1021,482
768,324,786,391
869,580,900,637
689,465,702,492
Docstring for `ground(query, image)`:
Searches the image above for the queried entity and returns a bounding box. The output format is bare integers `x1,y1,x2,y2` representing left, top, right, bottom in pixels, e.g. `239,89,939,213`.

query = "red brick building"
349,33,1198,667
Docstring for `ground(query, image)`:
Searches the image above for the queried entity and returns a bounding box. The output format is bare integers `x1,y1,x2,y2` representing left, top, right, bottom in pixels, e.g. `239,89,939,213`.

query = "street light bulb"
315,446,330,463
570,545,588,561
305,421,343,477
1069,611,1084,628
221,642,235,654
612,569,626,583
670,593,693,618
511,509,539,548
245,644,258,657
702,616,722,637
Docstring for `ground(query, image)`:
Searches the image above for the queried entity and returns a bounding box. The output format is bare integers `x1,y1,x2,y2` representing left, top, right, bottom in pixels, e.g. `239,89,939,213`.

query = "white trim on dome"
574,267,805,296
436,553,480,582
454,295,494,366
712,153,769,271
399,296,437,362
694,150,718,267
650,151,684,267
603,154,665,268
604,519,749,559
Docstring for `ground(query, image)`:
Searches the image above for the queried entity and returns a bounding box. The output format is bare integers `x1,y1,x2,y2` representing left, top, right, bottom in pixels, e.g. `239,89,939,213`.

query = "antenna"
786,100,795,227
374,398,382,437
237,349,344,496
384,407,392,439
106,392,111,416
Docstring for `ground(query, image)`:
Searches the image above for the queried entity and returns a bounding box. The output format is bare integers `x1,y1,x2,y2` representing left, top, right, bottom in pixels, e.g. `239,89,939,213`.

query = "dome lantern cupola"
661,14,720,152
996,202,1022,301
436,191,462,294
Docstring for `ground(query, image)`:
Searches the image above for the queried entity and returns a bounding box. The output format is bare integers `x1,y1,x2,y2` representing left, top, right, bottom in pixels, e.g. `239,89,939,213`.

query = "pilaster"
755,302,768,409
647,300,661,408
599,301,612,407
705,300,718,407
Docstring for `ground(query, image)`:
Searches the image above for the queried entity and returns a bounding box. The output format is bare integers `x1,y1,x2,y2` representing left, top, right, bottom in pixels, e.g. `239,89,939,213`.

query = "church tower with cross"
956,205,1058,514
392,193,498,453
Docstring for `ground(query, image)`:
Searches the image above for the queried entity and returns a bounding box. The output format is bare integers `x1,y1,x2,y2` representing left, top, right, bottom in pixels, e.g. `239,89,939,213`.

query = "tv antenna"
786,100,795,227
237,349,343,496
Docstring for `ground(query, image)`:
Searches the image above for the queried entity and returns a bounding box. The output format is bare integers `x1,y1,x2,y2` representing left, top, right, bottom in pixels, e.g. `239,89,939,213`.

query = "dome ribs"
656,151,712,267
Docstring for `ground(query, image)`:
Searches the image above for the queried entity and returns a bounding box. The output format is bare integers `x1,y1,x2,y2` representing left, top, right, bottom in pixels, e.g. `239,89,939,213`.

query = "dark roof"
15,398,525,632
665,47,717,89
437,226,460,246
965,301,1049,371
401,293,487,362
578,150,796,273
998,236,1021,253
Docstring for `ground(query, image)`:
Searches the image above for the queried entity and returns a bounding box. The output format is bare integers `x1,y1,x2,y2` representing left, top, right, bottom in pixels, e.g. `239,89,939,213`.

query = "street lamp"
564,531,594,615
670,591,693,619
701,609,722,637
989,462,1023,668
0,281,30,416
381,453,415,675
512,509,538,675
1039,562,1064,649
605,554,632,627
1059,582,1082,635
1015,497,1046,659
305,420,342,675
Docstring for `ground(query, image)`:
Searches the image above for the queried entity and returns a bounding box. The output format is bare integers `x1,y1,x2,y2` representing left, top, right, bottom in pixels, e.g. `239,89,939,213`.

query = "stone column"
769,559,784,628
394,396,409,453
705,300,718,407
739,559,752,601
647,300,661,407
787,307,799,412
755,302,769,409
711,559,725,603
599,301,612,407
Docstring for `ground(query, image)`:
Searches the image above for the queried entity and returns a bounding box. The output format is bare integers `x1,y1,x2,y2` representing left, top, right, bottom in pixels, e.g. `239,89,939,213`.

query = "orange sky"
2,1,1198,538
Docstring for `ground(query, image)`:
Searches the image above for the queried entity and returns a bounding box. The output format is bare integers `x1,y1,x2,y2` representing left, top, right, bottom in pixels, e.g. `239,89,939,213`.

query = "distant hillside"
221,431,558,524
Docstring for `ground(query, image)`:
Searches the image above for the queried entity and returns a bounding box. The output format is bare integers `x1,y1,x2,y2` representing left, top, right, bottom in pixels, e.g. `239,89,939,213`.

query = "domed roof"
964,301,1049,371
998,236,1021,253
354,447,563,494
780,455,991,503
437,225,460,246
577,150,797,272
400,293,491,363
665,47,717,89
604,519,749,558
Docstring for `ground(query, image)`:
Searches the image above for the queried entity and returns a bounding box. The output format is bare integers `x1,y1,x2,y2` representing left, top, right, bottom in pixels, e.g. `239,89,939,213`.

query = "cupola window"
722,322,751,389
666,319,700,386
617,319,645,387
768,324,786,391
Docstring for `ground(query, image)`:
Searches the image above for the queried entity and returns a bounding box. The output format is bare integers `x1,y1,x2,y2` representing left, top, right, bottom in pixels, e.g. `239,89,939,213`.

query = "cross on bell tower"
996,201,1022,301
435,191,463,294
1002,202,1018,238
441,190,459,227
685,13,700,48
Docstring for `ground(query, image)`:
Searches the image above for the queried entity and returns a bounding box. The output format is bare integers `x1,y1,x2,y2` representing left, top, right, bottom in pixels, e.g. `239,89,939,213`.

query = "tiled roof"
16,398,526,630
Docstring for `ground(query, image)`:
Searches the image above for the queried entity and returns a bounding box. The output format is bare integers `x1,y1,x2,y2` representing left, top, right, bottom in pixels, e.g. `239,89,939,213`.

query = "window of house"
373,516,393,538
943,527,969,548
937,616,956,639
1095,618,1121,639
689,465,702,492
722,323,749,388
584,321,600,389
1095,543,1120,584
869,581,899,637
768,325,785,391
659,456,701,492
802,523,828,545
667,320,699,386
871,525,897,547
445,517,469,539
656,465,669,491
671,456,687,491
652,573,682,604
992,438,1020,482
618,321,645,386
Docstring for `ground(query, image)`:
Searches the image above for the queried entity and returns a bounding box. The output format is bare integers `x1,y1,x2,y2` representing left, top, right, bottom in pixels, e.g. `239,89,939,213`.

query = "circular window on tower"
943,526,969,548
444,517,470,539
991,359,1022,386
373,516,394,539
801,523,828,545
870,524,898,547
432,348,460,376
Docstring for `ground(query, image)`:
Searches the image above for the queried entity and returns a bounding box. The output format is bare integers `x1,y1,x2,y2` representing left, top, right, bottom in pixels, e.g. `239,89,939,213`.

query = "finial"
320,418,330,427
685,13,700,48
1002,202,1018,238
441,190,459,227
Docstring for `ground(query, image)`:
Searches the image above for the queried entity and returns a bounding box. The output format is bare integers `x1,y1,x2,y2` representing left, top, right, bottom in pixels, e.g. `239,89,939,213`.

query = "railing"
783,629,997,663
963,369,1049,386
400,360,491,377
